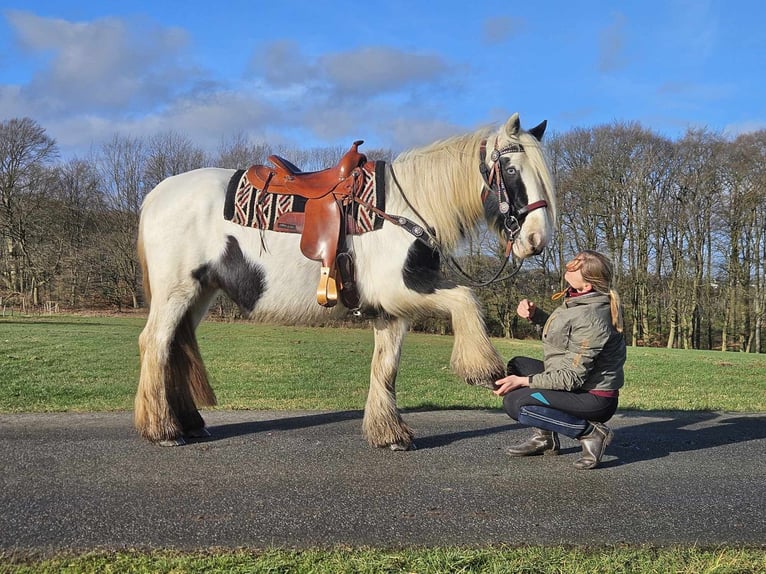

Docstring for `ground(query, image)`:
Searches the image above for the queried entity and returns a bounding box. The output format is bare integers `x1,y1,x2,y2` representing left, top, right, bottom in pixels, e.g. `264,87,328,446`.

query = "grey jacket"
528,291,626,392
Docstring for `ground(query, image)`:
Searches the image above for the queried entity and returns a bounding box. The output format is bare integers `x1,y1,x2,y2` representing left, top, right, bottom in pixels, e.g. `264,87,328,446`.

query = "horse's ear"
528,120,548,141
504,113,521,137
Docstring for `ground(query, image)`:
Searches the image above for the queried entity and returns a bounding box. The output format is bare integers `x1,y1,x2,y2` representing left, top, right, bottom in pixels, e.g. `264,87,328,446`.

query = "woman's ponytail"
609,288,624,333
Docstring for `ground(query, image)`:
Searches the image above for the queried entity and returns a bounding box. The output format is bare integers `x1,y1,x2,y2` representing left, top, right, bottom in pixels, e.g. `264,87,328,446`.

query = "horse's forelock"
516,131,558,226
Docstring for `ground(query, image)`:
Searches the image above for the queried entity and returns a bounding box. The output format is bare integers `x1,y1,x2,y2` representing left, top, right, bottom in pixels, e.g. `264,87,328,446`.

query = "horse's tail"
173,313,217,407
137,228,151,305
135,308,217,442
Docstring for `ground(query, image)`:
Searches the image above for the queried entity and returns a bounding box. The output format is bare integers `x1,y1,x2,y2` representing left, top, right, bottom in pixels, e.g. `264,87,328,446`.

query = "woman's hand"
517,298,537,321
493,374,531,396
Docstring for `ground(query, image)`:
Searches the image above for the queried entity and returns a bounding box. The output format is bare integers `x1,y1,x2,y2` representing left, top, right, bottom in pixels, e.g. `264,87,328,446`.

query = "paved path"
1,409,764,555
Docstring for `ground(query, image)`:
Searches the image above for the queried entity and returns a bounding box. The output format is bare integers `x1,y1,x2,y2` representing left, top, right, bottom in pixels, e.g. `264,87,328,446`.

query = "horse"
135,112,557,449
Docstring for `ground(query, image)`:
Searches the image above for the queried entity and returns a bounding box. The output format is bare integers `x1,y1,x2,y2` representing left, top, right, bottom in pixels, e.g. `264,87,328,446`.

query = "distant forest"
2,116,766,352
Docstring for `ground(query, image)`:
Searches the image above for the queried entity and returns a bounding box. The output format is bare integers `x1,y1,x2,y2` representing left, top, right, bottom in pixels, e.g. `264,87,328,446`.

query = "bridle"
349,137,550,287
479,139,549,258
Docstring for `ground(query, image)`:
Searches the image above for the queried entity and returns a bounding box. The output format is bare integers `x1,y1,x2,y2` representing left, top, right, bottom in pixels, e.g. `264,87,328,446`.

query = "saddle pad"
223,161,386,234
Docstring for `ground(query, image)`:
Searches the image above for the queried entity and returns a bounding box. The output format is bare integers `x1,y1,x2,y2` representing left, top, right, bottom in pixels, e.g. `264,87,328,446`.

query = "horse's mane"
390,125,556,252
517,131,558,226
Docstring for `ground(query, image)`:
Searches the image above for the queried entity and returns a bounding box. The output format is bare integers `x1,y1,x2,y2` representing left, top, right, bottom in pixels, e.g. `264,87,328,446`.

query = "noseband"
479,139,548,256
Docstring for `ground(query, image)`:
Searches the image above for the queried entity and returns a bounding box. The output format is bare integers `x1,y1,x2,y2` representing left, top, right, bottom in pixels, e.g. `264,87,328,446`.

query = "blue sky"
1,0,764,158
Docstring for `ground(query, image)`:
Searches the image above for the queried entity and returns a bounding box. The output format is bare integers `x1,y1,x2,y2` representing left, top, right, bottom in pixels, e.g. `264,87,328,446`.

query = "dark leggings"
502,356,618,437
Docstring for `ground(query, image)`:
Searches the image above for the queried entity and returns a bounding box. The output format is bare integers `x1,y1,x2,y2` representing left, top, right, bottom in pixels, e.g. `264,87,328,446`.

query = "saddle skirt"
223,160,386,235
223,155,386,310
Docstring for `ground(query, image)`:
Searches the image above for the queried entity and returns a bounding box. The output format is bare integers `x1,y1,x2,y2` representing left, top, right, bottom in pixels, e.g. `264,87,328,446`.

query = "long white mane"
390,125,556,253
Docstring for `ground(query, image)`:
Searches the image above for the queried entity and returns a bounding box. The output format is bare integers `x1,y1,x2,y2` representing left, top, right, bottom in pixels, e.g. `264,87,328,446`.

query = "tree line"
2,117,765,352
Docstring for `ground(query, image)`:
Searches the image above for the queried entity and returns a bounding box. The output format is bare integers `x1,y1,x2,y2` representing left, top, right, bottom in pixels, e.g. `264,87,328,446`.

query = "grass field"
1,314,764,573
1,314,764,413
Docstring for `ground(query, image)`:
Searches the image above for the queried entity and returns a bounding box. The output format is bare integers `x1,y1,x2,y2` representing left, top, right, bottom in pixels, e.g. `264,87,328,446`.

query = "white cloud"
320,46,451,97
7,10,197,113
598,12,628,74
248,39,318,88
249,41,453,100
482,16,525,45
383,117,466,152
1,11,465,157
44,92,282,156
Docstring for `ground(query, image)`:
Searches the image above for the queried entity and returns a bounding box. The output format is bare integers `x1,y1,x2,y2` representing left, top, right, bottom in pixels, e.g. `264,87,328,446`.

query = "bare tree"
626,133,674,347
548,123,669,343
50,159,105,306
0,118,59,305
550,128,606,255
214,132,270,169
665,130,724,349
144,131,206,190
95,134,147,309
719,131,766,352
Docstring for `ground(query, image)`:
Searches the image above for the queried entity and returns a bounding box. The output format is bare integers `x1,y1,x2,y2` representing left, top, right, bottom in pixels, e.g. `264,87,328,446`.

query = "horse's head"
480,113,557,259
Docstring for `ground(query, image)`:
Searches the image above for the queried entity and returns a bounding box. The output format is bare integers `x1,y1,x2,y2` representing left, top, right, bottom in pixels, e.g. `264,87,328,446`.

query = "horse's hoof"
158,437,187,447
185,427,211,439
466,376,501,390
389,441,416,451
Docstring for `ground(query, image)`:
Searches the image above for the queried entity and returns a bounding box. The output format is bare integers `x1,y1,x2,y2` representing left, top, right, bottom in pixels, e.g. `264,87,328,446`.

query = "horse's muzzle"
512,234,546,259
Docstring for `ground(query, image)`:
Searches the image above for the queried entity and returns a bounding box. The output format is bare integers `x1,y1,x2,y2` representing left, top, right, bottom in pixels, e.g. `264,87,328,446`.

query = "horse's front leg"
362,314,415,450
440,285,505,389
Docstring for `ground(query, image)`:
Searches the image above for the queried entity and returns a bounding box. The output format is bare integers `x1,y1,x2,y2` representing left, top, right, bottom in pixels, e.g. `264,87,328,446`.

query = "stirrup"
316,266,338,307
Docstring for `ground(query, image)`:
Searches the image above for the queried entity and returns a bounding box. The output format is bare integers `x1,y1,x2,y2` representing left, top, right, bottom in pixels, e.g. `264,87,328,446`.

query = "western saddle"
246,141,368,309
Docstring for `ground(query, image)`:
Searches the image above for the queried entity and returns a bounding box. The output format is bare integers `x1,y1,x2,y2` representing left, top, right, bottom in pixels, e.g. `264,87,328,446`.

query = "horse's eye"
506,166,517,175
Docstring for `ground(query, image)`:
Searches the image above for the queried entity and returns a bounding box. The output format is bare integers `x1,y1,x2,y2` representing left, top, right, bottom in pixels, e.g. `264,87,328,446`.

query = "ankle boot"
574,422,613,470
506,428,560,457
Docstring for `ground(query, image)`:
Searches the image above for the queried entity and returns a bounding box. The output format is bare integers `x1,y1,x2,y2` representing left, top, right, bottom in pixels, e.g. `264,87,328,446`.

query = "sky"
1,0,765,159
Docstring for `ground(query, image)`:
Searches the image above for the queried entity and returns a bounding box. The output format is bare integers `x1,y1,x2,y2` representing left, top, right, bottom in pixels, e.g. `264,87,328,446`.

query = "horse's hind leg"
135,291,217,446
362,315,414,450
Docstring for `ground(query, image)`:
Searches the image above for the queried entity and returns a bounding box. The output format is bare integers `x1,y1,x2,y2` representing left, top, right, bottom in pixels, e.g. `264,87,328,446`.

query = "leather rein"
352,138,548,287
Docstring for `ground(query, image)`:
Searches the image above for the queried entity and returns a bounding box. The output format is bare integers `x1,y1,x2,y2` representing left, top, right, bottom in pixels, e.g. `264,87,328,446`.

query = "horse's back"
142,167,233,216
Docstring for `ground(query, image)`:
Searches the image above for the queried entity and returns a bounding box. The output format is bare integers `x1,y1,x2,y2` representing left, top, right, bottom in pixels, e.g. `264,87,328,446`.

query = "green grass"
2,545,765,574
1,314,764,573
1,314,764,413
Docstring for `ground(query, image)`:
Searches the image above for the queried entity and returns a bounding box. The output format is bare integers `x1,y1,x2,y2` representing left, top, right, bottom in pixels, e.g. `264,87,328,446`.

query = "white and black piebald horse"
135,113,557,449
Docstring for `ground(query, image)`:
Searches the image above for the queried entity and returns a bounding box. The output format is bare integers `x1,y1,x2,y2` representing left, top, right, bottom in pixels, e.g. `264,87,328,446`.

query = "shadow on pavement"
208,409,364,440
605,410,766,467
415,423,521,449
203,408,765,467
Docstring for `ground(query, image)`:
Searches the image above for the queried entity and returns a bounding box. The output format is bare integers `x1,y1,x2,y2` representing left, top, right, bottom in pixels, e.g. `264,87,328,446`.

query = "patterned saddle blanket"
223,161,386,235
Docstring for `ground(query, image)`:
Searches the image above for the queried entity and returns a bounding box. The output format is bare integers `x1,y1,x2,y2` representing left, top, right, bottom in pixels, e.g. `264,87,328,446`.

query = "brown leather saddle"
245,141,368,308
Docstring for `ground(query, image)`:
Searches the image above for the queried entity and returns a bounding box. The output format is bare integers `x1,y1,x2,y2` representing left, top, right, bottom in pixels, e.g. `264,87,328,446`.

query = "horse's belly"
234,231,351,323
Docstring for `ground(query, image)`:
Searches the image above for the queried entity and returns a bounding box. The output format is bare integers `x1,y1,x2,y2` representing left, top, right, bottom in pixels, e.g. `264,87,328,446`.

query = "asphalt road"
1,409,764,556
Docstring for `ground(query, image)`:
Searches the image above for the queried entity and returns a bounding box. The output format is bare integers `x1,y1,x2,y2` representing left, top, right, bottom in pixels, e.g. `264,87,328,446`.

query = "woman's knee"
502,394,519,419
506,356,544,376
502,389,533,420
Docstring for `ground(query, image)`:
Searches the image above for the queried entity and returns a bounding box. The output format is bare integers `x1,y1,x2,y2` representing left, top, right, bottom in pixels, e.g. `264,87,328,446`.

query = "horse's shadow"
207,409,364,440
205,409,765,467
599,411,766,468
205,407,521,449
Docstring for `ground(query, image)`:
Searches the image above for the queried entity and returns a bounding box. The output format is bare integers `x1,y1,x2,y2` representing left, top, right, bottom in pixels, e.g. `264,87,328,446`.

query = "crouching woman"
494,250,626,470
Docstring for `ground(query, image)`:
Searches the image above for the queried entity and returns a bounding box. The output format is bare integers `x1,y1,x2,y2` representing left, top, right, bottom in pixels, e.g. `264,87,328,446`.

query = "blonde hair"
578,250,624,333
